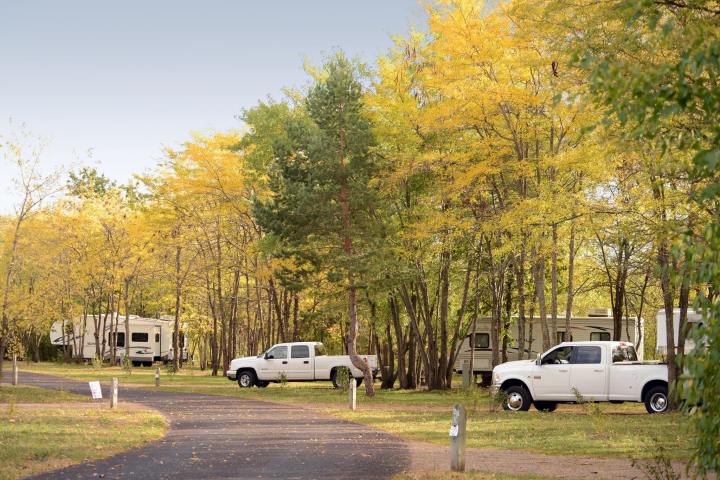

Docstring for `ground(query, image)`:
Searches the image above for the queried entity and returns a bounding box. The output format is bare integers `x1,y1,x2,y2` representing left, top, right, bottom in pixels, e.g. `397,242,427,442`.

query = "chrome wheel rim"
239,374,251,387
650,393,667,412
507,392,524,411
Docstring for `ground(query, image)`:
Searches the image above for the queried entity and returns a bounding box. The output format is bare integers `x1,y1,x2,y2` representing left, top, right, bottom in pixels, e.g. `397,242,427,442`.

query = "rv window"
155,333,160,343
573,346,601,364
473,333,490,349
109,332,125,348
291,345,310,359
557,332,572,343
590,332,611,341
131,332,149,343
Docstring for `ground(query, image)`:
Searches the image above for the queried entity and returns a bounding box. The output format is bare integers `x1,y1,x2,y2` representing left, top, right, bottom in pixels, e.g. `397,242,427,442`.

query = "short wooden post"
450,404,467,472
12,355,18,386
110,377,118,409
349,377,357,411
155,366,160,387
462,360,470,388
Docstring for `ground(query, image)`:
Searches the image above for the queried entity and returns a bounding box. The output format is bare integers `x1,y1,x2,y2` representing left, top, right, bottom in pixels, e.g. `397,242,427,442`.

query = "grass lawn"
0,384,167,480
20,361,693,461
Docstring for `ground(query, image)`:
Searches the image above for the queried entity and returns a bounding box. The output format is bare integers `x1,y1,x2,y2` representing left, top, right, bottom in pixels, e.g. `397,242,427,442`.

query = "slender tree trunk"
173,246,182,372
564,222,576,341
516,238,527,360
550,224,559,344
533,248,550,351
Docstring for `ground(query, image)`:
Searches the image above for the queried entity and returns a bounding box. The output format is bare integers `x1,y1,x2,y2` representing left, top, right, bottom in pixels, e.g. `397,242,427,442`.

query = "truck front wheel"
644,385,669,414
503,385,532,411
237,370,256,388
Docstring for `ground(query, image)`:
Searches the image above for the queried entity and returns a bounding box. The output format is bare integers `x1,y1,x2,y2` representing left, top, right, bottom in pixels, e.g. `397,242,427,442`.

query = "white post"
110,377,118,409
349,377,357,411
155,366,160,387
12,354,18,386
450,404,467,472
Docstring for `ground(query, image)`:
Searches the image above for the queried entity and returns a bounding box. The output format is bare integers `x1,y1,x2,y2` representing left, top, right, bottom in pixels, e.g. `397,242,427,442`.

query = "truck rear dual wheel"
644,385,669,414
503,385,532,411
534,401,558,412
331,369,363,389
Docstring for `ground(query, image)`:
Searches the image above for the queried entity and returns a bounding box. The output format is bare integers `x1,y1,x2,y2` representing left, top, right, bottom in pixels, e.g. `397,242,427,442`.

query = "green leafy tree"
255,52,379,395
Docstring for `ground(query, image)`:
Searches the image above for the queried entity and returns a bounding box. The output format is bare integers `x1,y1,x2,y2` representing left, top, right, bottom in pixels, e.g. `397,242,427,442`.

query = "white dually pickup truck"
493,341,669,414
227,341,379,388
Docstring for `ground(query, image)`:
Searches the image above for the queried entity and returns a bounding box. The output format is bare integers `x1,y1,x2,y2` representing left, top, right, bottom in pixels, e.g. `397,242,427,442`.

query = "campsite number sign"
89,381,102,399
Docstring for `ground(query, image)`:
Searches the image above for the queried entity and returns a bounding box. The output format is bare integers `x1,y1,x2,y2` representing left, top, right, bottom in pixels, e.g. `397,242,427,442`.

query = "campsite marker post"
349,378,357,411
155,366,160,387
110,377,118,409
450,404,467,472
462,361,470,388
11,355,18,386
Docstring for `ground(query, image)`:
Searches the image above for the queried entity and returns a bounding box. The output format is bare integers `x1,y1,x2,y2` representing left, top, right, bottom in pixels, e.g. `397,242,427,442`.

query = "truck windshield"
612,345,638,362
314,344,327,357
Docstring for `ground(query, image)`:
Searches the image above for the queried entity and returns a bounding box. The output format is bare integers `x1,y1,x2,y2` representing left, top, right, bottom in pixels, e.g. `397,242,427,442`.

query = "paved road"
15,371,410,480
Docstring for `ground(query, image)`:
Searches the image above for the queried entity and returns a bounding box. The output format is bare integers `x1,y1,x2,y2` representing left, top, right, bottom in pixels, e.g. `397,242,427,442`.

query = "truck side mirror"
535,353,542,366
265,353,272,360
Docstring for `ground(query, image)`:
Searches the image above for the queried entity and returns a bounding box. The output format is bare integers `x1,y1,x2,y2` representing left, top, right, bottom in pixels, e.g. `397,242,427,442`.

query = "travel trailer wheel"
237,370,256,388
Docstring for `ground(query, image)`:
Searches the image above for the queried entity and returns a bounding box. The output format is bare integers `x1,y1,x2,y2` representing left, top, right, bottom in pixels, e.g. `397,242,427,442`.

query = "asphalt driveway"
15,371,410,480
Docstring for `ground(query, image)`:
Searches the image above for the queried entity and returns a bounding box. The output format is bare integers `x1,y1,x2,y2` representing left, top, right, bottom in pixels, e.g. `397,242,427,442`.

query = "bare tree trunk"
516,239,527,359
550,224,559,343
173,246,182,372
658,238,677,409
533,249,550,351
564,222,576,341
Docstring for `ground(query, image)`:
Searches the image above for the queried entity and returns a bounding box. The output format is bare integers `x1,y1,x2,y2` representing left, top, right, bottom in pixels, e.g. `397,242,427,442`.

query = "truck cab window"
266,345,288,359
314,344,326,357
291,345,309,359
541,346,573,365
612,345,639,362
573,346,601,364
473,333,490,349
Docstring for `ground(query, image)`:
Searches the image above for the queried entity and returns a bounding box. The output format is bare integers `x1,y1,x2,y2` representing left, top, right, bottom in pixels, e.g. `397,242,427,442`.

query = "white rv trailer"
50,315,187,365
454,308,644,382
655,308,704,356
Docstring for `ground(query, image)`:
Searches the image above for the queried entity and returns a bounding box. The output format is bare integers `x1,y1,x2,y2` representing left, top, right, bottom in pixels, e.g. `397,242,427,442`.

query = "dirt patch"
404,440,693,480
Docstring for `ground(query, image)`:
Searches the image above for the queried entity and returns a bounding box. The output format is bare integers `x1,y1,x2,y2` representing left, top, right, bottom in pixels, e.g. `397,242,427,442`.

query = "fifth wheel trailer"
50,315,188,364
453,308,643,382
655,308,705,356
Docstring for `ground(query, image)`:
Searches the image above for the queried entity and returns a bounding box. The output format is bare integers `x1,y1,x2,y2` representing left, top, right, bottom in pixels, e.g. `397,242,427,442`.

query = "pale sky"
0,1,424,212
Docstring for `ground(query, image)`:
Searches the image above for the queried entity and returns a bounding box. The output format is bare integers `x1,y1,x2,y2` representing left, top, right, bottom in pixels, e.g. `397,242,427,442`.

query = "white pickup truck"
492,341,669,413
227,341,379,388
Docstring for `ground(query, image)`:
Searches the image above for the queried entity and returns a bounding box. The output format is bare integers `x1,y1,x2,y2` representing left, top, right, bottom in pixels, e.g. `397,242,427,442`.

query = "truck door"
569,345,607,400
257,345,288,381
286,344,313,380
533,346,574,400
